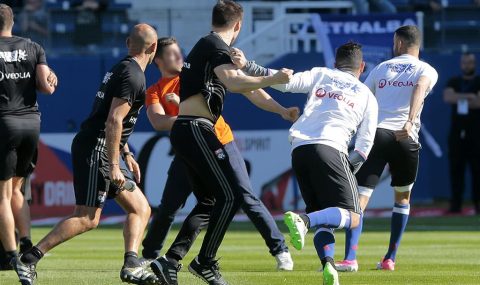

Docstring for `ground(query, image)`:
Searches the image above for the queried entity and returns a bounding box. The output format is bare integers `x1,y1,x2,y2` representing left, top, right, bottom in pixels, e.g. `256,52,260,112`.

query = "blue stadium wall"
38,51,479,203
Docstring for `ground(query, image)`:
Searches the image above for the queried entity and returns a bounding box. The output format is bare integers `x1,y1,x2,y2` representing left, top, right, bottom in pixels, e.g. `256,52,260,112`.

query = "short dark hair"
335,41,363,71
394,25,421,48
0,4,13,31
154,37,178,58
212,0,243,28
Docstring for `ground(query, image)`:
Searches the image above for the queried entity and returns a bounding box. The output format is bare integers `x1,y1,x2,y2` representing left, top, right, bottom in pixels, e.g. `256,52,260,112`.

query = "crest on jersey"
214,149,226,160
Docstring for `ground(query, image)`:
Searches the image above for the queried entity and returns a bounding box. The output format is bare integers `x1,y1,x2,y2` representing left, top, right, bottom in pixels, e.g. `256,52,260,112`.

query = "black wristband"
122,151,134,160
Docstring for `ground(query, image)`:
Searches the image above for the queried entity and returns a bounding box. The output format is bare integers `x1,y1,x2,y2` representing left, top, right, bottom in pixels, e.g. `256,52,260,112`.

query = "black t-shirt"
446,75,480,128
80,56,145,147
180,32,233,121
0,36,47,116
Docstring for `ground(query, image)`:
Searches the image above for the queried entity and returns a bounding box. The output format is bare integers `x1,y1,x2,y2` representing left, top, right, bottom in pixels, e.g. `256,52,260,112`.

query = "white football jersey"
364,54,438,141
273,67,378,157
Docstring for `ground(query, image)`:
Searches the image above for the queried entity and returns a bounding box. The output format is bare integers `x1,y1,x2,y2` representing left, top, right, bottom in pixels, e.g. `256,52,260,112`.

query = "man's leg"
142,156,193,259
115,187,151,267
448,138,466,212
11,177,32,253
0,178,17,262
468,154,480,214
224,142,289,257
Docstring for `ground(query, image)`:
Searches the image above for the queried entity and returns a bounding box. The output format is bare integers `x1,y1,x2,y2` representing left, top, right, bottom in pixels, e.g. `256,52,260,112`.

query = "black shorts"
0,114,40,180
292,144,361,214
71,131,132,208
356,128,421,189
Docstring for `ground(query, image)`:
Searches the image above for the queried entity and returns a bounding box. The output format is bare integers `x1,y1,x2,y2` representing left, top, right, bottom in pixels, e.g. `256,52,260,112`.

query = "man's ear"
360,61,366,74
147,42,157,55
234,20,241,32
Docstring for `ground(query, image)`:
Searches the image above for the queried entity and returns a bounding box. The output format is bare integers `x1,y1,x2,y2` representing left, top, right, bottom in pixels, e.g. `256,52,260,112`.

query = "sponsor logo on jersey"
183,62,191,69
386,63,416,73
0,49,28,62
96,91,104,99
102,72,113,84
315,88,355,108
0,71,31,81
128,116,138,124
378,79,414,89
215,149,226,160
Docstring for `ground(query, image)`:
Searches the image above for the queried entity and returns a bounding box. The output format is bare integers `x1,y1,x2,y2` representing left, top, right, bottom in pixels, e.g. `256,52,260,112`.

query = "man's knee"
350,212,361,228
394,184,413,203
73,206,101,231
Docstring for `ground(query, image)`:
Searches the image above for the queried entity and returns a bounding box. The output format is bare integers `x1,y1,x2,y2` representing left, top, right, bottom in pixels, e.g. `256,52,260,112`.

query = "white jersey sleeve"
354,92,378,157
420,64,439,94
363,67,377,93
272,67,325,94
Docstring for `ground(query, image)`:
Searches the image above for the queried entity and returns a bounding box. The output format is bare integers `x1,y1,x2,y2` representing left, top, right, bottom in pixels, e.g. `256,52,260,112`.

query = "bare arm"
36,64,56,95
243,89,300,122
443,87,476,104
106,98,131,186
395,75,431,141
147,103,177,131
214,64,292,93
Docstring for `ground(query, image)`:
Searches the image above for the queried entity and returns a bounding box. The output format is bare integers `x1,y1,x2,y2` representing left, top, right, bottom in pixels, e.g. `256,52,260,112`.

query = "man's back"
0,36,46,116
364,54,438,139
80,56,146,147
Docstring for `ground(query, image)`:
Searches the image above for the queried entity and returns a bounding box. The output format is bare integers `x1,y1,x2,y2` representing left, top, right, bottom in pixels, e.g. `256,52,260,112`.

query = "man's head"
212,0,243,44
126,23,158,64
153,37,183,76
460,52,476,77
393,25,421,56
0,4,14,33
334,42,365,77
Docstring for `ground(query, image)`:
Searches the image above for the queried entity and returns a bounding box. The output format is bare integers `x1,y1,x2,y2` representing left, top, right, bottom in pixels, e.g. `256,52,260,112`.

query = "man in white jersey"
336,25,438,272
273,42,378,285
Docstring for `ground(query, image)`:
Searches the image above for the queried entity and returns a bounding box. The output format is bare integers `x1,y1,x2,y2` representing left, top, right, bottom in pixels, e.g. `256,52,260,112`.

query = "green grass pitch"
1,216,479,284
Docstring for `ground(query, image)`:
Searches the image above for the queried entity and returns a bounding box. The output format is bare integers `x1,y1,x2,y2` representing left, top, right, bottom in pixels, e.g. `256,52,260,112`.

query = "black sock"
300,214,310,228
19,237,33,254
321,256,335,269
165,254,179,267
21,246,44,265
124,251,140,268
5,251,18,262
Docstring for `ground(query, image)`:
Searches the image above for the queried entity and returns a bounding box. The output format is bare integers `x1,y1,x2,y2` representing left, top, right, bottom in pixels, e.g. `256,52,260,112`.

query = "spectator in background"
72,0,108,51
443,53,480,215
352,0,397,14
17,0,48,45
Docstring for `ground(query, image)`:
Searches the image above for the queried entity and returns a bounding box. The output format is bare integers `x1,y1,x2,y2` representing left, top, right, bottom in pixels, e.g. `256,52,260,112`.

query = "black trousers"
448,136,480,212
141,142,288,259
168,116,242,262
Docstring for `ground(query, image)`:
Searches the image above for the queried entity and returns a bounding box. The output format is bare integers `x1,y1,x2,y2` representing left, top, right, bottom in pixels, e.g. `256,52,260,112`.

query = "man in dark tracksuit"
141,37,295,272
148,1,293,284
443,52,480,214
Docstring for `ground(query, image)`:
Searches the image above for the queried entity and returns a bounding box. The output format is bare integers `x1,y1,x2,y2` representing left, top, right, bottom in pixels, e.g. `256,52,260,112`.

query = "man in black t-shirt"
443,52,480,214
0,3,57,272
149,1,292,285
14,24,159,285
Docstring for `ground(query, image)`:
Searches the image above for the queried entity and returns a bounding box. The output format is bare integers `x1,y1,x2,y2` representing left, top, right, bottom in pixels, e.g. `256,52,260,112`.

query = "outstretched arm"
214,63,292,93
243,89,300,122
147,103,177,131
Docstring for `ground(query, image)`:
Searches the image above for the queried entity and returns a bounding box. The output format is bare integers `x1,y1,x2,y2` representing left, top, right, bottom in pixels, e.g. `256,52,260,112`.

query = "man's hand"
230,47,247,70
165,93,180,106
395,121,413,141
348,150,366,174
124,155,141,183
272,68,293,85
47,70,58,87
281,107,300,123
109,164,126,187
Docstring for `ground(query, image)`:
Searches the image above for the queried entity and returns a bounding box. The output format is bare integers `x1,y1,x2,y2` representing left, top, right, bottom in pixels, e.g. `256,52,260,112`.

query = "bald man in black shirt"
14,24,159,285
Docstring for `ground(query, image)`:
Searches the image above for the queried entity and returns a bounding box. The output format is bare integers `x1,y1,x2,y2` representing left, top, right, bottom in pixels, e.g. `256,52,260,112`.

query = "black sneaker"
150,256,182,285
11,256,37,285
188,257,228,285
120,264,158,285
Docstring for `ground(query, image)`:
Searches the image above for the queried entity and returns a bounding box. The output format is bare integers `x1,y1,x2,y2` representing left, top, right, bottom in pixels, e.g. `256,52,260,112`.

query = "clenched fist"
272,68,293,85
281,107,300,123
